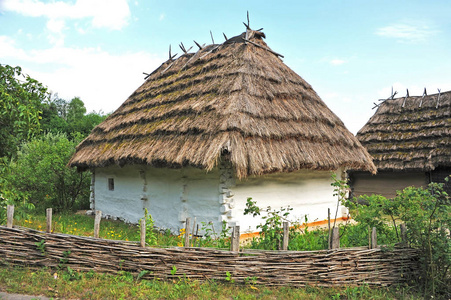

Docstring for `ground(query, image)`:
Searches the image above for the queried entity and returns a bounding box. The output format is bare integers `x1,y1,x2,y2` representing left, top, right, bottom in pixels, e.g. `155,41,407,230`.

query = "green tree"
67,97,86,124
4,132,91,212
0,64,48,157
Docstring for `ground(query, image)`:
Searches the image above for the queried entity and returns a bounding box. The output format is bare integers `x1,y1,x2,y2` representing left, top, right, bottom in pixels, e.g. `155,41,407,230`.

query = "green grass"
0,266,422,300
14,213,182,247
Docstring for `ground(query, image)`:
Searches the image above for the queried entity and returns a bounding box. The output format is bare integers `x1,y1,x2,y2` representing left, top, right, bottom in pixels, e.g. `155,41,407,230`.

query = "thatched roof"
356,90,451,171
69,28,376,178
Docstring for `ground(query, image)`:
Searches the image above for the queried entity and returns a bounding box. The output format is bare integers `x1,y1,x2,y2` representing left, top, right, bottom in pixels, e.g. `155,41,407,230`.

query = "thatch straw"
357,91,451,171
69,29,376,177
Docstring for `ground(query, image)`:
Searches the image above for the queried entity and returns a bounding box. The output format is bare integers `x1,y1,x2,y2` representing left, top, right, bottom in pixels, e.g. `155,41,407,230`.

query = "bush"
346,180,451,297
2,132,91,213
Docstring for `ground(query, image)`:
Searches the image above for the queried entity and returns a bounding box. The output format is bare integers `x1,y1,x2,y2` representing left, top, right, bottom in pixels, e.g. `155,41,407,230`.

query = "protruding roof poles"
373,87,397,109
436,88,442,109
419,88,427,108
401,89,409,108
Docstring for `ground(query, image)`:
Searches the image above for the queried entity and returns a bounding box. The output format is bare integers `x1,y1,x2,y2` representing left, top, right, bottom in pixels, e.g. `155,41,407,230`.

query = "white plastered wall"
229,169,347,233
93,165,221,234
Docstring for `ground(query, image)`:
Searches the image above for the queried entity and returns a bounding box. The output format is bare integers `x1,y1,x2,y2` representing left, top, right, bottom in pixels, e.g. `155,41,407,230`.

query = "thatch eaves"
357,90,451,172
69,29,376,178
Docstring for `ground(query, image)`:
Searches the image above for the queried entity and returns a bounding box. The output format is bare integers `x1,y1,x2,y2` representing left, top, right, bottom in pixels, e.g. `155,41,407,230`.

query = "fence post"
331,227,340,249
94,210,102,238
46,208,52,233
191,217,197,245
6,205,14,228
327,208,331,250
370,227,377,249
231,226,240,252
140,218,146,247
400,223,407,245
184,217,191,248
282,221,289,250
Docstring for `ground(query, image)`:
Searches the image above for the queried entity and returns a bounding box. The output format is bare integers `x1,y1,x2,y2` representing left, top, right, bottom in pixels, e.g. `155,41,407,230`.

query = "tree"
41,96,107,138
0,64,48,157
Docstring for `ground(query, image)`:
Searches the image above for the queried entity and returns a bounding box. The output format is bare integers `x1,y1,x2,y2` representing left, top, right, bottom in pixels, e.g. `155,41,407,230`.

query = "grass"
14,213,182,247
0,266,422,300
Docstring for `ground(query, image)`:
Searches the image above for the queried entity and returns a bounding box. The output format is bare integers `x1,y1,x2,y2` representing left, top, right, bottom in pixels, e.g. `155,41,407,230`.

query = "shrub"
346,179,451,297
2,132,90,212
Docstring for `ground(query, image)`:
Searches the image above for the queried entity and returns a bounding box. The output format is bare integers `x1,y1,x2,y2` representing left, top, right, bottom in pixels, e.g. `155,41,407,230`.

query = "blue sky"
1,0,450,133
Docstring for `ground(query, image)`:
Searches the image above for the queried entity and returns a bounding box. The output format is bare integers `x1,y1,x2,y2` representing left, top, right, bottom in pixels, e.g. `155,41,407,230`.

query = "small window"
108,178,114,191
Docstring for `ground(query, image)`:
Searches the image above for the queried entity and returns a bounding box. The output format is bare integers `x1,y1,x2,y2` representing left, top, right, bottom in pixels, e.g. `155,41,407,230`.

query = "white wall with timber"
91,163,346,235
92,165,221,234
229,169,346,233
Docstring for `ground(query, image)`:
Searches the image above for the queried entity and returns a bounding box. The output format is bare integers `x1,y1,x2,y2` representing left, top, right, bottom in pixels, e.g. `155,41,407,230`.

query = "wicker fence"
0,225,420,287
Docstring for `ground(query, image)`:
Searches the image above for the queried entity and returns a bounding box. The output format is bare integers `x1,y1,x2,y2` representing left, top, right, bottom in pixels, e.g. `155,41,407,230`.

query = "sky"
1,0,450,134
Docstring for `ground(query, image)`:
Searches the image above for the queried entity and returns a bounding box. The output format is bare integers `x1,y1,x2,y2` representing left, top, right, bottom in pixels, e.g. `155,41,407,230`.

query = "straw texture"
357,91,451,171
69,29,376,177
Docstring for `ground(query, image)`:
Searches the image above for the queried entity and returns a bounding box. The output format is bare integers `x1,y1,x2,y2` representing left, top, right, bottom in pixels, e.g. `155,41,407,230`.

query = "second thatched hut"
350,90,450,198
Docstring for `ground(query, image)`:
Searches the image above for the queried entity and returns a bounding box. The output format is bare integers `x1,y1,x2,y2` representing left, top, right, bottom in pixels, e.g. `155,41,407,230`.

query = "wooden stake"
234,226,241,252
331,227,340,249
184,217,191,248
400,223,407,245
371,227,377,249
282,221,289,250
191,217,197,245
327,208,331,250
140,218,146,247
46,208,52,233
6,205,14,228
94,210,102,238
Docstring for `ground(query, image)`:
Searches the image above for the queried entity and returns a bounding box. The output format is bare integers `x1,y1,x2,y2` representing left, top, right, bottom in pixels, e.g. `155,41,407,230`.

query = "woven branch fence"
0,225,420,287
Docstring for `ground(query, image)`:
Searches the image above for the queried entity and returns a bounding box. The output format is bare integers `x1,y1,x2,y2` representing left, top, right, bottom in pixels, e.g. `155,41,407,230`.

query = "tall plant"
347,179,450,297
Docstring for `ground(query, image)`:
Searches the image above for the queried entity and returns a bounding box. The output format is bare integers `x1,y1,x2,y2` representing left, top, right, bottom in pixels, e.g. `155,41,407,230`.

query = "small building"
69,26,375,234
350,90,451,198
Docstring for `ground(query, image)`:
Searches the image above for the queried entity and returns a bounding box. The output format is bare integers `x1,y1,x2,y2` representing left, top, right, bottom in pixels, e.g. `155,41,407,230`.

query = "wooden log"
282,222,289,250
331,227,340,249
6,205,14,228
46,208,52,233
140,218,146,248
94,210,102,238
371,227,377,249
184,218,191,248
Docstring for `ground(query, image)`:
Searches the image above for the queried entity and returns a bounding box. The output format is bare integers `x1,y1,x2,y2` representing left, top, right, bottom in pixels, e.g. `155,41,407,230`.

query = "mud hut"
350,90,451,198
69,26,375,233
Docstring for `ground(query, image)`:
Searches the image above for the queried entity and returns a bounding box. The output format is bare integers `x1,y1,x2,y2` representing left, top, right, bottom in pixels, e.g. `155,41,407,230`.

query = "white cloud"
330,59,346,66
46,18,65,33
375,23,438,43
159,13,165,21
46,19,66,46
3,0,131,30
0,35,164,113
